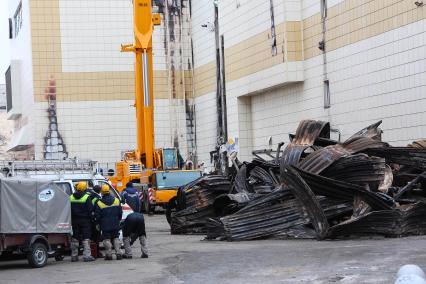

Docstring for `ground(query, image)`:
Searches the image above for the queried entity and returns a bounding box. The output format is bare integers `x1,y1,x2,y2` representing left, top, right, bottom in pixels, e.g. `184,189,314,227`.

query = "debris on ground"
170,120,426,241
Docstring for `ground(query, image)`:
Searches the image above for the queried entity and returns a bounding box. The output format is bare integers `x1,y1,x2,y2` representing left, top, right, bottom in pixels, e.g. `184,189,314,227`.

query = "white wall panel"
59,0,167,72
191,0,216,68
194,92,217,170
34,99,177,163
8,0,36,149
249,19,426,154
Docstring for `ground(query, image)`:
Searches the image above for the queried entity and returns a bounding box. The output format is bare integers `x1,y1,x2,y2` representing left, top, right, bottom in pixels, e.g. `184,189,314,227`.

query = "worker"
121,182,141,212
122,212,148,259
95,184,123,260
89,185,102,258
89,185,101,205
69,181,95,262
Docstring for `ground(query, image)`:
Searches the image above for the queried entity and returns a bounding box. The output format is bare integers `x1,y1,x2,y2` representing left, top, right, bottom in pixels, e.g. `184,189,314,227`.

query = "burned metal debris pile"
169,120,426,241
169,175,231,234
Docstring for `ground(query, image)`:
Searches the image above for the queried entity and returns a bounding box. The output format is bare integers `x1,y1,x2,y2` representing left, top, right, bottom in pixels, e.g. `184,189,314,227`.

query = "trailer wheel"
27,242,48,268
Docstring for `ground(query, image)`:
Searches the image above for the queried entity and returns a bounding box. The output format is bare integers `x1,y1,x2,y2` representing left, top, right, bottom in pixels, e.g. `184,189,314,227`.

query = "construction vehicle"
108,0,201,212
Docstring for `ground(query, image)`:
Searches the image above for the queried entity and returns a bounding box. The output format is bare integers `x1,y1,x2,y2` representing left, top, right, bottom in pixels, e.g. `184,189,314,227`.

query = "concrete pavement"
1,215,425,283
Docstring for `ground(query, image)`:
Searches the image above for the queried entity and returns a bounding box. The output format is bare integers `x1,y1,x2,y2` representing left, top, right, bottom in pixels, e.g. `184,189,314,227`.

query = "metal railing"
0,159,99,177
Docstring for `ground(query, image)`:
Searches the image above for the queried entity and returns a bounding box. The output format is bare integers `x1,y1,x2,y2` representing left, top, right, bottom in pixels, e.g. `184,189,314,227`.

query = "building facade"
0,84,14,159
6,0,426,170
193,0,426,164
7,0,196,166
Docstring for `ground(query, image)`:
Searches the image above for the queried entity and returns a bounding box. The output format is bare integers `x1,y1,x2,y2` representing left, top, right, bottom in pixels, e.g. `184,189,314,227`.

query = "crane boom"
122,0,160,169
109,1,201,214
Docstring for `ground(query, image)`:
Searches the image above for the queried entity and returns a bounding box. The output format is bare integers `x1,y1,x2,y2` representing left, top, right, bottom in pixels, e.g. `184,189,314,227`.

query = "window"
324,79,330,108
13,2,23,37
55,182,73,196
155,171,201,190
72,179,94,189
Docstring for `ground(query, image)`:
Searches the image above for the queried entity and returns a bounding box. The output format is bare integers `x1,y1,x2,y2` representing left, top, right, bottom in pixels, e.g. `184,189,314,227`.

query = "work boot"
140,235,149,257
113,238,122,260
116,254,122,260
103,239,112,259
123,236,132,257
70,238,79,261
82,239,94,260
83,256,95,262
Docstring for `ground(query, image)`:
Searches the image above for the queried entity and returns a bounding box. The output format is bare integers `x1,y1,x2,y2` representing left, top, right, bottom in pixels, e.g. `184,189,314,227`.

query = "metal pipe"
214,3,222,140
220,34,228,141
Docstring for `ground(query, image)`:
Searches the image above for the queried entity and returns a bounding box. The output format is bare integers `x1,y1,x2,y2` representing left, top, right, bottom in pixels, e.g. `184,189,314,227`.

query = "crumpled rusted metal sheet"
173,119,426,241
209,193,351,241
407,139,426,149
280,120,330,167
321,154,386,187
328,202,426,238
348,120,383,141
213,192,257,217
170,175,231,234
294,167,395,210
365,147,426,170
281,167,329,239
297,136,388,174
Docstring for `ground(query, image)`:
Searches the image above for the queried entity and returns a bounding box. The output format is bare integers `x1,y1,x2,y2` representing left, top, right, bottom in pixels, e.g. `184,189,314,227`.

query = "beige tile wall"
28,0,194,163
194,0,426,98
304,0,426,59
29,0,189,103
193,21,304,97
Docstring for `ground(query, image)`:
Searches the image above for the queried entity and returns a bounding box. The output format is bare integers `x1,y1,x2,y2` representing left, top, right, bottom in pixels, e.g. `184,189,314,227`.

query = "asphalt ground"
1,215,425,283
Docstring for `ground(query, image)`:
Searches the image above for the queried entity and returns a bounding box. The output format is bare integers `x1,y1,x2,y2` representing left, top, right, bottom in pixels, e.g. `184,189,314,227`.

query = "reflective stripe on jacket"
97,198,120,209
95,194,123,232
70,192,93,221
70,193,89,203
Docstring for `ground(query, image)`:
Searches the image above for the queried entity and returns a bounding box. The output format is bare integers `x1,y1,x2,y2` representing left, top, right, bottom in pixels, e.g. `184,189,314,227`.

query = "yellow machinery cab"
147,148,201,210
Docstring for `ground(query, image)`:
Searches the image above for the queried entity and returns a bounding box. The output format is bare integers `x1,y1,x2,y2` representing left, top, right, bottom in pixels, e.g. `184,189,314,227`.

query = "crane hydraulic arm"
109,1,201,211
121,0,161,169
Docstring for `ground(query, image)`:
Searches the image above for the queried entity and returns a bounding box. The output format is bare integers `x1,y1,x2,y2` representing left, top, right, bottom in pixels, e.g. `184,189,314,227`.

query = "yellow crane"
108,0,201,213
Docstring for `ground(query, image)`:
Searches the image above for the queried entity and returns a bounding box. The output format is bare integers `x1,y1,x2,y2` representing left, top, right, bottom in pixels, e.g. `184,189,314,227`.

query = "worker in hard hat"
121,182,141,212
95,184,123,260
69,181,95,262
122,212,148,259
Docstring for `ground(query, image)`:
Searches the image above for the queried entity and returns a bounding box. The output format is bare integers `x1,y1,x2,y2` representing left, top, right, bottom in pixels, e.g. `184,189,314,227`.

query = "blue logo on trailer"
39,189,55,202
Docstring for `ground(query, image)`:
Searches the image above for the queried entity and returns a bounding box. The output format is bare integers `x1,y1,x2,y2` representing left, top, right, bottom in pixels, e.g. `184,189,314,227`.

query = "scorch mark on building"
43,76,68,160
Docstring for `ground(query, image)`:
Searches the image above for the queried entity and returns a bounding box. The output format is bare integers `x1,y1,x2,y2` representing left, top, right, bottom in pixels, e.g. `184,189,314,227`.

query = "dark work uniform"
123,212,146,239
70,191,93,240
122,212,148,257
121,186,141,213
88,190,101,242
88,190,100,206
95,194,122,239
